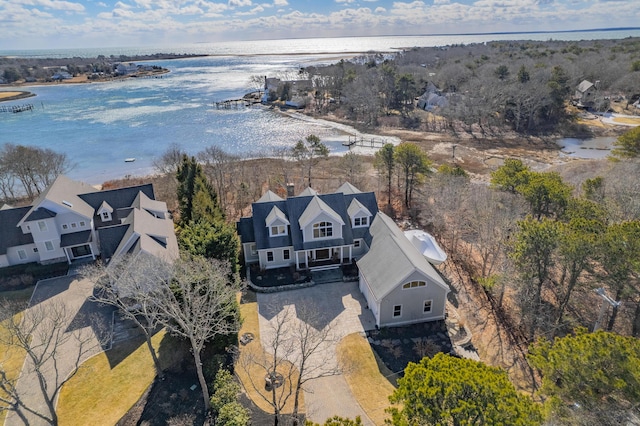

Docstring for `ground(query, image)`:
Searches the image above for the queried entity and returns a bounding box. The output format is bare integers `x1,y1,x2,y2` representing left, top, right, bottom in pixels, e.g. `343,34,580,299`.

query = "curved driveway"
257,280,377,425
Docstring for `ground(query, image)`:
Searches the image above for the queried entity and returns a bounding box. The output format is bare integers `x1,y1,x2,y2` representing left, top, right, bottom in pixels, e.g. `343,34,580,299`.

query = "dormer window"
266,206,289,237
313,221,333,239
353,216,368,227
270,225,287,237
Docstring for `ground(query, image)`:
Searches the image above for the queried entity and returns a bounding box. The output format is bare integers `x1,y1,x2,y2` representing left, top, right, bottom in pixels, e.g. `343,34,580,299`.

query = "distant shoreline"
0,91,36,103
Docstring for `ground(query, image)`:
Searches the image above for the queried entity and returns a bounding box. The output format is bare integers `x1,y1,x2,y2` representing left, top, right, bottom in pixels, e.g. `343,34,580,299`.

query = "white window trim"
79,221,86,227
393,304,402,318
62,224,69,230
353,239,361,248
269,224,288,237
249,243,257,256
352,216,369,228
402,281,427,290
423,299,433,314
312,221,334,240
71,222,77,228
44,241,55,251
266,251,274,262
38,221,47,232
283,249,290,260
101,211,111,221
17,249,27,260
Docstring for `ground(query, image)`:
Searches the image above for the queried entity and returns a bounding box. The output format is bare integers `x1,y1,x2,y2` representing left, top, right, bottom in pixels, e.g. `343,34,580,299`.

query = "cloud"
336,0,356,3
273,0,288,5
19,0,85,12
228,0,252,6
433,0,449,4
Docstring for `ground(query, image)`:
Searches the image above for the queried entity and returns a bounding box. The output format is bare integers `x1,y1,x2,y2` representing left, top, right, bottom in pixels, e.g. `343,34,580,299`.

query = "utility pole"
593,287,621,331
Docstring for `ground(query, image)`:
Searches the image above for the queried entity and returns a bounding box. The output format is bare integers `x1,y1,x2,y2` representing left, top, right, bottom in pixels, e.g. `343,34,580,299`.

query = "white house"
0,176,178,269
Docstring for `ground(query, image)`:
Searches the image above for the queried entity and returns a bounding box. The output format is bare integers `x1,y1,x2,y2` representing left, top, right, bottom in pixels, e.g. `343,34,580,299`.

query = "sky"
1,0,639,50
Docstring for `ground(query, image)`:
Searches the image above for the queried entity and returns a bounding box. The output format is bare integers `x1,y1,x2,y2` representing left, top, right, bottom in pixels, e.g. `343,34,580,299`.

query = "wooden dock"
342,135,387,149
0,104,34,114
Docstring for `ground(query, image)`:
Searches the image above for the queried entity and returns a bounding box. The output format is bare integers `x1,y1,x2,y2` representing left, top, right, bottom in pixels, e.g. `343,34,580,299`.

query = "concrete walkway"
4,274,110,426
257,280,377,425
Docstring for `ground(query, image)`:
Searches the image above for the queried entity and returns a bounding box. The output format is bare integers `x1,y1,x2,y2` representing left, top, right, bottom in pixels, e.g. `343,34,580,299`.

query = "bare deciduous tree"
239,304,340,426
0,300,106,425
140,256,242,411
83,253,171,378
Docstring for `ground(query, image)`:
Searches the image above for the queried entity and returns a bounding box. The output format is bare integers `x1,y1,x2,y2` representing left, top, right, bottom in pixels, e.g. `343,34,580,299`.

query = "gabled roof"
0,206,34,255
131,191,168,218
98,200,113,213
238,184,379,252
357,212,449,301
347,198,372,218
298,196,344,229
336,182,362,195
297,187,318,197
256,190,284,203
265,206,289,226
17,175,96,226
78,183,155,212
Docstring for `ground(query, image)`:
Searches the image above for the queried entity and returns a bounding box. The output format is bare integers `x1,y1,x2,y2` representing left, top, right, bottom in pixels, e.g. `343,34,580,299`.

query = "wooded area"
303,37,640,134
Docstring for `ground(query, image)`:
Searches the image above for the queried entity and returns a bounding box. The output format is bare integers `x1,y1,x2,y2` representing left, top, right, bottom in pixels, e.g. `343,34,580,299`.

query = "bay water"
2,30,639,184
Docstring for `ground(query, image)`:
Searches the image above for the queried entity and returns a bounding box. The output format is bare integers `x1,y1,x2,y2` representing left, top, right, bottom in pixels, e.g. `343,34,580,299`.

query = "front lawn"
56,329,183,425
0,313,26,425
337,333,397,426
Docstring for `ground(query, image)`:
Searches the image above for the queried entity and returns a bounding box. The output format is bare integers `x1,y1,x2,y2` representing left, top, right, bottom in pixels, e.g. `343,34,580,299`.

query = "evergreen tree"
388,353,543,425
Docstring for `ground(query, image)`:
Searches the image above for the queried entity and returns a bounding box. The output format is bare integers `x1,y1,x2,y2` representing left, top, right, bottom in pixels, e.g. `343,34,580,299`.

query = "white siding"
301,212,343,243
258,247,295,270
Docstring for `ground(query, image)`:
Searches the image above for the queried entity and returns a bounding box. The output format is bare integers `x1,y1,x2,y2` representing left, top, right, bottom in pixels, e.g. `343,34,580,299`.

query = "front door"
315,249,330,260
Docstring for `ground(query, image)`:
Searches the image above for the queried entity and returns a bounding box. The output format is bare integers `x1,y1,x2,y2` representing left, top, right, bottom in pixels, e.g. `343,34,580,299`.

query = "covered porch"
61,230,97,264
295,245,353,271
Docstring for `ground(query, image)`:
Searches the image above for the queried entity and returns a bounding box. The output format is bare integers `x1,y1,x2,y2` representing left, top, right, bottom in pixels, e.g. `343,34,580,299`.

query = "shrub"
216,401,250,426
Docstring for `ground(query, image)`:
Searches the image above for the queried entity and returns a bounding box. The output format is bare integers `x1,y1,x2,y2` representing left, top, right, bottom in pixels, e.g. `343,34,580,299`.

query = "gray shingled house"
237,182,378,271
0,175,178,268
237,183,450,327
358,212,450,328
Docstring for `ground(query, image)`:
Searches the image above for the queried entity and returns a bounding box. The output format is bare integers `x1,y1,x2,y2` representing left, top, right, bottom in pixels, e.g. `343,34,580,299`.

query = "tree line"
302,37,640,134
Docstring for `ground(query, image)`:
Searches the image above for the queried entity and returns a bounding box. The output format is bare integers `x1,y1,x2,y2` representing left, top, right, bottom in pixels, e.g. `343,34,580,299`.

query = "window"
402,281,426,289
79,221,86,227
62,224,69,230
353,240,361,248
270,225,287,237
33,247,38,253
354,216,368,227
249,244,257,256
38,221,47,232
423,300,433,313
267,251,274,262
17,250,27,260
44,241,54,251
283,249,290,260
71,222,77,228
313,222,333,239
393,305,402,318
26,225,30,231
101,211,110,221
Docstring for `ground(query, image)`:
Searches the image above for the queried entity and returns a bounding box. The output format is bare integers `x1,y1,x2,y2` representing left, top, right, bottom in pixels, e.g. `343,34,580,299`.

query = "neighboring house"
285,97,307,109
237,182,378,271
237,183,450,327
0,175,178,268
575,80,597,107
52,71,73,80
116,63,139,75
417,92,448,111
358,212,450,328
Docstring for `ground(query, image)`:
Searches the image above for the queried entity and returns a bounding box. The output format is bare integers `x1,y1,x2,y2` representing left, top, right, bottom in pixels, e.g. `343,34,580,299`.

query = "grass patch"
337,333,397,426
235,301,303,416
56,329,182,425
0,313,26,425
612,116,640,125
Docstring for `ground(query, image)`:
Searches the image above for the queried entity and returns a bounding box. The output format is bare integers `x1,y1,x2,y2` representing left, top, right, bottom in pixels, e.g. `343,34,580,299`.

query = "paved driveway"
4,273,111,426
257,280,377,425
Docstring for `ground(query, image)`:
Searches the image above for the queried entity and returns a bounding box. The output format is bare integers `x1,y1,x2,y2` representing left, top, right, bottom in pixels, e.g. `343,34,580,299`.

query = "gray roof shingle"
0,207,34,255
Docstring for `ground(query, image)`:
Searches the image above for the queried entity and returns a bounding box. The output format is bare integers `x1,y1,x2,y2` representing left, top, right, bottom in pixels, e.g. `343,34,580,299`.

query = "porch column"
305,250,309,269
64,248,71,264
349,245,352,262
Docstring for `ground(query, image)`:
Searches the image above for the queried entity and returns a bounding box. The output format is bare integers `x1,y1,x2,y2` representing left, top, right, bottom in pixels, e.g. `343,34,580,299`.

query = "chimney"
286,183,295,198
